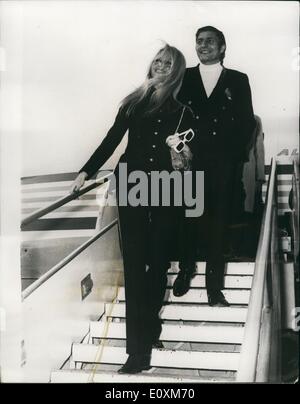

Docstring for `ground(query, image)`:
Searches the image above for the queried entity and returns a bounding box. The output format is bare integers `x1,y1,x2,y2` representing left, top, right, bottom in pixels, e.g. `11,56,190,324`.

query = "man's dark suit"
178,65,255,293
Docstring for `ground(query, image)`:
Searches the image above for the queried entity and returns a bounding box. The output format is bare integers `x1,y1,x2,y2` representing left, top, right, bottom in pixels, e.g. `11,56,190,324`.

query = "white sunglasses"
173,128,195,153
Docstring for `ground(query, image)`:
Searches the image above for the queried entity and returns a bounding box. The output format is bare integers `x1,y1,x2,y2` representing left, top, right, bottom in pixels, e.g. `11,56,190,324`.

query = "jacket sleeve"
79,107,129,179
235,74,256,159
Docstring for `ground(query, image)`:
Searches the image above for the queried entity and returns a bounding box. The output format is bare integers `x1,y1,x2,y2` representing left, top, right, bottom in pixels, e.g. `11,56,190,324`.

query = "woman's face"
151,52,173,81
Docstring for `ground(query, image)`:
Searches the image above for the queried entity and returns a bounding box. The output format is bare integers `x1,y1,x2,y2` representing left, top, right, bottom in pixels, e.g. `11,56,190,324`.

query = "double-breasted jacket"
177,65,256,164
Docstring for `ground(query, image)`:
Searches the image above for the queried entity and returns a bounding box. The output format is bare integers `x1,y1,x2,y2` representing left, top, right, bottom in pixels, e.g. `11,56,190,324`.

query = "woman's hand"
166,134,180,148
166,135,192,154
70,171,88,194
182,144,192,157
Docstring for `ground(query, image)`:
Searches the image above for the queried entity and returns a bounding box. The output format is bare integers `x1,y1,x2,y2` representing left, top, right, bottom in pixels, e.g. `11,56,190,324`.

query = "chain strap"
174,106,186,134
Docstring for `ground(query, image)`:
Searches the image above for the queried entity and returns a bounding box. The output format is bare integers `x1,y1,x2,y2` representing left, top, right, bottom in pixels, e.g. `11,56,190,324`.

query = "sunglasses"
173,128,195,153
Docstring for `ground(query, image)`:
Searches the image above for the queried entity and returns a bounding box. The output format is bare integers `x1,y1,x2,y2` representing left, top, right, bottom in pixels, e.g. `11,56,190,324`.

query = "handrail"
21,172,113,228
292,157,299,212
236,158,277,382
293,156,299,181
255,285,272,382
290,157,299,267
256,197,281,381
21,218,118,300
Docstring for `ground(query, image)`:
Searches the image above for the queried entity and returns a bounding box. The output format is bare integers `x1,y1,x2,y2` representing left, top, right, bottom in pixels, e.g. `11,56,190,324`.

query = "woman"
71,44,196,374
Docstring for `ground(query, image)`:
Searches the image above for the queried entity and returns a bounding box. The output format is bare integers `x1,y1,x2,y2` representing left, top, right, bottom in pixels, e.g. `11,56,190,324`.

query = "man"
173,26,255,306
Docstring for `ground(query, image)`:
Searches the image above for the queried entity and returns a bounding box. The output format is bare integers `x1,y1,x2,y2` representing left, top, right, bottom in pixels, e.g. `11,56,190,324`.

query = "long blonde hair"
121,44,186,116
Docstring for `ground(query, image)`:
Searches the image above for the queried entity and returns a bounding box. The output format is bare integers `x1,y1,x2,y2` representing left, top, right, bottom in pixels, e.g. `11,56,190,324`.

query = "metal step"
105,302,248,323
89,321,244,344
167,274,252,289
117,287,250,305
171,262,255,275
50,369,232,383
71,344,240,371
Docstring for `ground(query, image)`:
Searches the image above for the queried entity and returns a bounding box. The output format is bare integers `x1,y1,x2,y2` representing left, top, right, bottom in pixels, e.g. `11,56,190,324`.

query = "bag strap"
174,106,186,134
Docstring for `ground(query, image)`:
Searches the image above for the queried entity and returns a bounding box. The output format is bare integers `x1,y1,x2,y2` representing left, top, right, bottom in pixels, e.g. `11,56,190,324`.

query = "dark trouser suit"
181,158,238,294
118,203,183,355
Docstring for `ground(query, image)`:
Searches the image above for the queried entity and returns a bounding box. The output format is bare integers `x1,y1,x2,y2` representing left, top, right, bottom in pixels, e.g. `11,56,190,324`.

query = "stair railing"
237,157,282,382
21,171,118,300
21,172,112,228
290,156,299,267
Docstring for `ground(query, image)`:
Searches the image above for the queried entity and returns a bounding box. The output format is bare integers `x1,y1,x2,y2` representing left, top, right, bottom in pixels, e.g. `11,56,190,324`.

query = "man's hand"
70,172,88,194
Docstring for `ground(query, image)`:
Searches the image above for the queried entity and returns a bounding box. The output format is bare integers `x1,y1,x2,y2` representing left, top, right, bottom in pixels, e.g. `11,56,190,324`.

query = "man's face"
195,31,225,65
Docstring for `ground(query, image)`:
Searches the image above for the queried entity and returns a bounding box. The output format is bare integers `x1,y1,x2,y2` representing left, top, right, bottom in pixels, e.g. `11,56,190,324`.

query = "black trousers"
118,204,183,355
181,158,238,294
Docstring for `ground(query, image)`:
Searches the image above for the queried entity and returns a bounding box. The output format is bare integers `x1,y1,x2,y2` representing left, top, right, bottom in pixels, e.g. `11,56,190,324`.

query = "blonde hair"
121,44,186,116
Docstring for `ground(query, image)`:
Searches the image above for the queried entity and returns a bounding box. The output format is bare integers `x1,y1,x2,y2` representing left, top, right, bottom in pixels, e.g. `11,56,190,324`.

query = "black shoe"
118,354,151,374
208,290,230,307
173,269,195,297
152,340,164,349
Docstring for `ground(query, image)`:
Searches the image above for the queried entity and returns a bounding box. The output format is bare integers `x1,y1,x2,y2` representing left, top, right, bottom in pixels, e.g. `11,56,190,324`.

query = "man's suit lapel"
190,66,207,100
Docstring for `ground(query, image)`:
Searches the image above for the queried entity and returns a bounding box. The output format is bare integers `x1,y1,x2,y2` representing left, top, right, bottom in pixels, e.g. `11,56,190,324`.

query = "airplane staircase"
49,157,295,383
51,261,253,383
16,157,297,383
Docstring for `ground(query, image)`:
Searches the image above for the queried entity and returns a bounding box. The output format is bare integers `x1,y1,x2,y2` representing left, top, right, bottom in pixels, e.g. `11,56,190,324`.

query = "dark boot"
152,340,164,349
151,318,163,349
173,267,196,297
118,354,151,374
207,290,230,307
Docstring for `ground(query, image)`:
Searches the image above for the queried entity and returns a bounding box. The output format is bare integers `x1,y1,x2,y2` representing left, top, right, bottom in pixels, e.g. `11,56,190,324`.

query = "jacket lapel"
191,65,207,100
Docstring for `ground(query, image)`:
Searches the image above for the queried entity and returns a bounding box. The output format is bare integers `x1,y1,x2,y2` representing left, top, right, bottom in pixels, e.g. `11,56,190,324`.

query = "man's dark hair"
195,26,226,64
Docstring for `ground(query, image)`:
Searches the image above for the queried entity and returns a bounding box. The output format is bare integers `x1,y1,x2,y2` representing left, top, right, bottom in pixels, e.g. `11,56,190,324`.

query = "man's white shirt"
199,61,223,97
